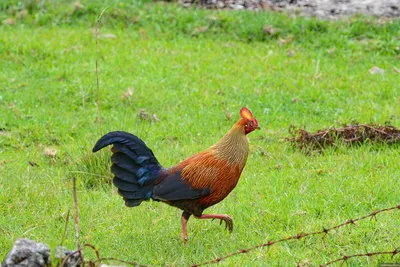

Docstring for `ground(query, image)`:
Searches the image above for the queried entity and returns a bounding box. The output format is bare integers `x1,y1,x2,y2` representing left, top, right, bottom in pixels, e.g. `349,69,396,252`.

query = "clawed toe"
220,216,233,233
195,214,234,233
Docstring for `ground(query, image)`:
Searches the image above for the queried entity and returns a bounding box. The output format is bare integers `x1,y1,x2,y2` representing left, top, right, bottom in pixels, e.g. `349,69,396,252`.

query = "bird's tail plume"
93,131,163,207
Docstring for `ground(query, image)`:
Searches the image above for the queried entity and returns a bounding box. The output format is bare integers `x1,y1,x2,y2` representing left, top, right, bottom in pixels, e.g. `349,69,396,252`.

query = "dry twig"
288,123,400,152
72,176,84,264
73,177,80,250
95,7,108,129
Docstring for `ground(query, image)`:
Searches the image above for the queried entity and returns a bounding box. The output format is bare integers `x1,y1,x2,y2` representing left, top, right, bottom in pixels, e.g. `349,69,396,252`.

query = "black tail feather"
93,131,163,207
93,131,160,167
118,189,150,199
113,177,141,191
111,152,141,175
111,164,138,183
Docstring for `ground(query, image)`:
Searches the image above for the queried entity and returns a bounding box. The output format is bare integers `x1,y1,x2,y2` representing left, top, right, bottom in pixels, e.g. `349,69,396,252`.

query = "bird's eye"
249,121,254,127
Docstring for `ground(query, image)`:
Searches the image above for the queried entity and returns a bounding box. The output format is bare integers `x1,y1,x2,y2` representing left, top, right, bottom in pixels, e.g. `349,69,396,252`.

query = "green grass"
1,0,400,266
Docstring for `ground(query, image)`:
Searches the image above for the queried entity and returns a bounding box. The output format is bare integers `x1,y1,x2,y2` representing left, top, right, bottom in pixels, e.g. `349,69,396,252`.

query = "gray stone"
217,1,226,8
1,239,50,267
2,239,81,267
55,247,81,267
233,4,245,9
180,0,400,18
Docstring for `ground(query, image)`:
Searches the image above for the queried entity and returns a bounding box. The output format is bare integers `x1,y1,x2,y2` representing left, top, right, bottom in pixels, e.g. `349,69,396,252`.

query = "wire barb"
319,248,400,267
187,204,400,266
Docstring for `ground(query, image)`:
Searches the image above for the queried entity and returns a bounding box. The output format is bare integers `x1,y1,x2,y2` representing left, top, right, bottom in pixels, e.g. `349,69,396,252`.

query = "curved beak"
255,126,260,130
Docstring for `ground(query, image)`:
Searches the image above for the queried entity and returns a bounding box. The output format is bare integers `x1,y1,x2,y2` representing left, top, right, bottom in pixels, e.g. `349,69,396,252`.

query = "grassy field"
1,0,399,266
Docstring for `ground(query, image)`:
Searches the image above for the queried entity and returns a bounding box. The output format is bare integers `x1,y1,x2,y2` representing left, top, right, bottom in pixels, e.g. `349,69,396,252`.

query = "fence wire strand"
188,204,400,267
319,248,399,267
63,204,399,266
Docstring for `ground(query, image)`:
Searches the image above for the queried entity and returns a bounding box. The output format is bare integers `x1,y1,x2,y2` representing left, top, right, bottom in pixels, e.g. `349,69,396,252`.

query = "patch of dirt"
287,123,400,152
181,0,400,19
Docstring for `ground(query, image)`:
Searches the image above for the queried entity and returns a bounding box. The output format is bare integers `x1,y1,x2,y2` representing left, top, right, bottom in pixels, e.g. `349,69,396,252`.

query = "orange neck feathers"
210,119,249,169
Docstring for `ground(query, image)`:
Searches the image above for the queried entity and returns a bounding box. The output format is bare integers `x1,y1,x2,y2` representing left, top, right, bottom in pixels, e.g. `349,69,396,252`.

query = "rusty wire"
66,177,399,267
100,257,150,267
188,204,400,266
63,205,399,266
61,243,101,266
319,248,399,267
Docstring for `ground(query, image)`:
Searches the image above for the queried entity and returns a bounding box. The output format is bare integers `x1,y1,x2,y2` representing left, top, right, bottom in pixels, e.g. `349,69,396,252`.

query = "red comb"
240,107,253,120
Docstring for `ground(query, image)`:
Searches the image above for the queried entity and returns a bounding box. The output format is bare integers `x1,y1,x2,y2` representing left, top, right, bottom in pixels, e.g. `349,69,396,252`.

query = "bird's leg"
181,211,192,245
194,214,233,233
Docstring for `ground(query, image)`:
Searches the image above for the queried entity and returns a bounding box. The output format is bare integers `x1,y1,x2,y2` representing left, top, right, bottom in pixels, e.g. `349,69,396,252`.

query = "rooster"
92,107,259,244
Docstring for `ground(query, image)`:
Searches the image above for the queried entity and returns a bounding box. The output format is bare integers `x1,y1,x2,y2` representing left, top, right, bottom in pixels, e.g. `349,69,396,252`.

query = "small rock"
1,238,82,267
1,238,51,267
369,66,385,75
55,246,81,266
217,1,225,8
233,4,244,9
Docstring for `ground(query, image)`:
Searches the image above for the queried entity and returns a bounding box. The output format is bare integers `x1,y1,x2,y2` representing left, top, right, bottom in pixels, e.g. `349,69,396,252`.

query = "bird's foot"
218,215,233,233
195,213,234,233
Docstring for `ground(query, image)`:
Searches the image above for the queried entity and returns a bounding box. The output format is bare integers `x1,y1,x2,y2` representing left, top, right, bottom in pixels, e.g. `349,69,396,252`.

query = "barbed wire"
63,242,399,267
319,248,399,267
100,257,150,267
188,204,400,267
63,202,399,266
